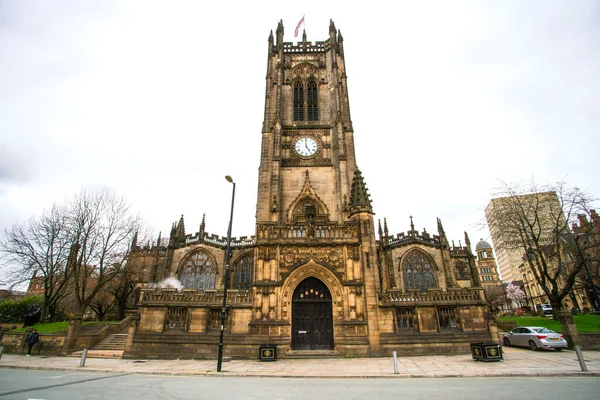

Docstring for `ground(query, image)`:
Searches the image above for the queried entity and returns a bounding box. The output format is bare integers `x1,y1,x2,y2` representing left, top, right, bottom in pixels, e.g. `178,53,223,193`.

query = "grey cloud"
0,145,33,183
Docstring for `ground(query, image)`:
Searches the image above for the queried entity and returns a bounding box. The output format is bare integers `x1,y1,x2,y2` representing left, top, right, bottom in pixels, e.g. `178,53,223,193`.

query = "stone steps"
70,333,127,359
92,334,127,351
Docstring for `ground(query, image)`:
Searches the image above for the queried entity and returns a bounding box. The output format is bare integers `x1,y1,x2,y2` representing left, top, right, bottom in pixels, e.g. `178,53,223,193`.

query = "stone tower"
256,19,356,225
253,20,381,353
475,239,501,286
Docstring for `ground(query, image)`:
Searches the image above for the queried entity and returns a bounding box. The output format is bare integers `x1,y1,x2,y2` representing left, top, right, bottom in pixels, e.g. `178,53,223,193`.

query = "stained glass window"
293,80,304,121
396,308,417,332
438,306,459,331
179,250,216,291
307,79,318,121
234,253,254,290
166,307,188,331
401,249,437,291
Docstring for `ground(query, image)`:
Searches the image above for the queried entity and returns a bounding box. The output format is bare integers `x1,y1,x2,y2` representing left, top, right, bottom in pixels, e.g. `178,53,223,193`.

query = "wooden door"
291,277,333,350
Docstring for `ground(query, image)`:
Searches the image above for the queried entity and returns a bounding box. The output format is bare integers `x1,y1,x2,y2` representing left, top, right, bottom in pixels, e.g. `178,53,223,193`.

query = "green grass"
10,320,117,334
500,314,600,333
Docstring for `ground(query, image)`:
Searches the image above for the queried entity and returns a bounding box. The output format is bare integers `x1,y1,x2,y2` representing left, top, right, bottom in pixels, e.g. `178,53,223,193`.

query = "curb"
1,364,599,379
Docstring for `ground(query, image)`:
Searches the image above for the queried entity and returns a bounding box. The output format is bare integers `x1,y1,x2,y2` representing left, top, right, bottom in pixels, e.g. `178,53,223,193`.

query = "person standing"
26,328,39,357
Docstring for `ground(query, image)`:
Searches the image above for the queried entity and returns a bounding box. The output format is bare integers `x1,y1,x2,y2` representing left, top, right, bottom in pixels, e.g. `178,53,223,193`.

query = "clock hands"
296,137,316,156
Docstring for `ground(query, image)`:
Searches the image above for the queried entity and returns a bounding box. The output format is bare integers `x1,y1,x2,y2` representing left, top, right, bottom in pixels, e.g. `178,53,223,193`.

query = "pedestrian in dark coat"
26,329,39,356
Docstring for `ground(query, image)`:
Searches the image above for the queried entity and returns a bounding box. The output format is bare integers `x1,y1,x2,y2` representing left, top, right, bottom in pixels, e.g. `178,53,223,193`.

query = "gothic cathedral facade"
126,21,491,359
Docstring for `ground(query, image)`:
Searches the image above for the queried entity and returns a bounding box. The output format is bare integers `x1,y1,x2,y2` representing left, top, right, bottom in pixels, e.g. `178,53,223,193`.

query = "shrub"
0,296,44,323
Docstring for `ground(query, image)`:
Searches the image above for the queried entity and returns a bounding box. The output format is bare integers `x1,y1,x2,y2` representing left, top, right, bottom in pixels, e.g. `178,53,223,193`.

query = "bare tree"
65,189,142,318
88,286,115,321
487,180,596,320
1,189,144,325
0,205,73,321
88,223,159,320
483,285,507,313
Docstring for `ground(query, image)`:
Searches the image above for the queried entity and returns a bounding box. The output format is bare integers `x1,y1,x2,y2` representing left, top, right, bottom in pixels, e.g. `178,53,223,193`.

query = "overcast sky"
1,1,599,283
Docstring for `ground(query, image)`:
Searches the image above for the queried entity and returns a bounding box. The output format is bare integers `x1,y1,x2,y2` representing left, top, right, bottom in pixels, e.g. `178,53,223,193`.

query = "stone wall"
0,332,65,355
578,333,600,350
380,331,491,356
124,331,289,359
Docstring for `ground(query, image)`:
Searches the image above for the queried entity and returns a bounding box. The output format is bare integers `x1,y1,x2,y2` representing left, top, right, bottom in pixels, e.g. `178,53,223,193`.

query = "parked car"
535,304,553,316
503,326,568,351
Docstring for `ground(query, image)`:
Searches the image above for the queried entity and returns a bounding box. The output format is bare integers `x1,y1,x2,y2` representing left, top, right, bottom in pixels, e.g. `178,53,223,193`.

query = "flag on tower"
294,15,305,37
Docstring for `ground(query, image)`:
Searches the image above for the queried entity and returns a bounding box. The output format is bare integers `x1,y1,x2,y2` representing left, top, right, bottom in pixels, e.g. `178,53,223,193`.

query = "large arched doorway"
292,277,334,350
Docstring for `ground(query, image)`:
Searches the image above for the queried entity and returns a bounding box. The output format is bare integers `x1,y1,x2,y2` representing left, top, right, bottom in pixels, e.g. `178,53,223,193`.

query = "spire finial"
176,214,186,240
410,216,415,232
437,217,444,233
199,213,206,236
276,20,284,46
464,231,471,247
349,168,373,216
329,19,336,34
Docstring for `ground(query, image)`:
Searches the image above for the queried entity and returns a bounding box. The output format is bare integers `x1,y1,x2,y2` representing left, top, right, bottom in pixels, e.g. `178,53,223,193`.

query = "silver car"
503,326,568,351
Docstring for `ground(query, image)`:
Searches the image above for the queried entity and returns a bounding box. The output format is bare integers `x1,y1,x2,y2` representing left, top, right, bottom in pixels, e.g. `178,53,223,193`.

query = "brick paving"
0,347,599,378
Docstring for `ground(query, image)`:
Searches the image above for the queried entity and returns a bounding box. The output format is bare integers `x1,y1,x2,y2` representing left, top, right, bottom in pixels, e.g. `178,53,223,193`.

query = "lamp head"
225,175,233,183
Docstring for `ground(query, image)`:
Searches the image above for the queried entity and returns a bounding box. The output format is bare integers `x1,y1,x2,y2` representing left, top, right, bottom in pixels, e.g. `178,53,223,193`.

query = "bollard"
392,351,399,374
574,345,588,372
80,348,88,367
0,345,4,360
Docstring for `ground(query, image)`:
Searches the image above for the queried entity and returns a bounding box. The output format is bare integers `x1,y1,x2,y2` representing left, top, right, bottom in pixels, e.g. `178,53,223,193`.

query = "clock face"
295,137,318,157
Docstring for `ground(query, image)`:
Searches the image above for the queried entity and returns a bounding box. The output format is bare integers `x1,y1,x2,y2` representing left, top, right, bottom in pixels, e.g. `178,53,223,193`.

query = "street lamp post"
575,233,600,312
217,175,236,372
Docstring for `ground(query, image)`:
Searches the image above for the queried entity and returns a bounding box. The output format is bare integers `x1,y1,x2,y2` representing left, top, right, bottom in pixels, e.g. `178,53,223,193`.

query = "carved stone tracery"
279,246,344,277
334,324,367,337
286,170,330,223
292,62,318,80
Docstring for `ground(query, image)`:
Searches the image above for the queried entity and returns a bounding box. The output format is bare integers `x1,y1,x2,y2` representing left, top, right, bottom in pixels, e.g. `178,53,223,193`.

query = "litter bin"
258,344,277,361
470,342,503,362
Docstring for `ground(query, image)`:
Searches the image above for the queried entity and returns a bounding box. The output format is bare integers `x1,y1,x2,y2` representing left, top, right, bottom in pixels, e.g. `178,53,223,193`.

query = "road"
0,370,599,400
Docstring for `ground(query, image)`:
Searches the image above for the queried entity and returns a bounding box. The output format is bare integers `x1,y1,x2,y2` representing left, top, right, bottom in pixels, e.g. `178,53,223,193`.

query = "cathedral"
125,20,491,359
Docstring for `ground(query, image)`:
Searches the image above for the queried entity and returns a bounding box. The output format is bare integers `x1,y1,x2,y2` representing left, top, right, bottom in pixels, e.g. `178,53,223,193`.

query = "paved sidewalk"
1,348,599,378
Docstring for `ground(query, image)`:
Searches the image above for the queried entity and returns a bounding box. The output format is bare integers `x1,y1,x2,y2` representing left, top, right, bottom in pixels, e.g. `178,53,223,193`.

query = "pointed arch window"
307,79,319,121
293,77,319,121
401,249,437,291
179,250,216,292
293,80,304,121
234,253,254,290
